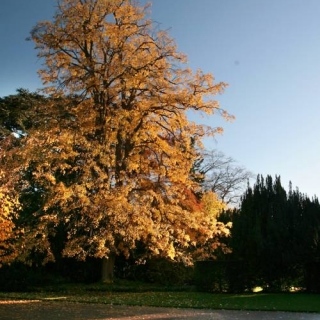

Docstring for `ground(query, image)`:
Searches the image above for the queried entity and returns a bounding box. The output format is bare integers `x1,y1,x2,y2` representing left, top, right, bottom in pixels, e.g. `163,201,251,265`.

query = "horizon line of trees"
205,174,320,293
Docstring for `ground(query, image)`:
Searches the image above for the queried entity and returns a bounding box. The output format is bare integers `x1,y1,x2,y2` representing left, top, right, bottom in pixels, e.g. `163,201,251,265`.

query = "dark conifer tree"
228,174,320,291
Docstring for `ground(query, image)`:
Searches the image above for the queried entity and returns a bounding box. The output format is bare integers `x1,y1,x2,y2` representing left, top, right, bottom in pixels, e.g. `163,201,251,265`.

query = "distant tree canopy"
220,174,320,292
0,88,46,138
0,0,233,279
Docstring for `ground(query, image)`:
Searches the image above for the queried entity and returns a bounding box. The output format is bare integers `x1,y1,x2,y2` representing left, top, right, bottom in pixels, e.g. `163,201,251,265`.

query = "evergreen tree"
228,174,320,291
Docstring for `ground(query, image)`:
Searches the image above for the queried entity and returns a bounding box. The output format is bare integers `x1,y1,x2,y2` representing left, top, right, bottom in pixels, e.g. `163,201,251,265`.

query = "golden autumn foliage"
7,0,233,264
0,170,20,266
192,191,232,260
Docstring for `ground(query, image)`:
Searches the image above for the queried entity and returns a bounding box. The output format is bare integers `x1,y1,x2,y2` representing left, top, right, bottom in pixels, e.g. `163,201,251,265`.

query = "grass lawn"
0,281,319,313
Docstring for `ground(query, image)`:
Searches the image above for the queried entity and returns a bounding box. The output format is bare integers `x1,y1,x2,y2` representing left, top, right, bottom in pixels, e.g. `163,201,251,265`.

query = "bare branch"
200,149,253,205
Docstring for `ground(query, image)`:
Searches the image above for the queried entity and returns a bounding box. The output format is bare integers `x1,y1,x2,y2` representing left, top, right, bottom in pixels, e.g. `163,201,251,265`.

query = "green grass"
0,281,319,313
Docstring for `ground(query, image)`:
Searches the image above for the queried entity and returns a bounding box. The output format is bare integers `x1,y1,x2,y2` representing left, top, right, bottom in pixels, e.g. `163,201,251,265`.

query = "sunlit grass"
0,282,319,313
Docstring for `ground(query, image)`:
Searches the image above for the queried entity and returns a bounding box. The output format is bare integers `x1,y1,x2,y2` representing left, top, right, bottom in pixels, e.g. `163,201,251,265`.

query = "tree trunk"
101,255,115,283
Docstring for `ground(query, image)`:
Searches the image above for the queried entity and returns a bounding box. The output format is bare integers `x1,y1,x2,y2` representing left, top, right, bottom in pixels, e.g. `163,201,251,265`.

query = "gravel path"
0,301,319,320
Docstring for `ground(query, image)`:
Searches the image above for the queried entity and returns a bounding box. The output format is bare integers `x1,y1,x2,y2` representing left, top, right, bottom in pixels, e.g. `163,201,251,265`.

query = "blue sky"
1,0,320,198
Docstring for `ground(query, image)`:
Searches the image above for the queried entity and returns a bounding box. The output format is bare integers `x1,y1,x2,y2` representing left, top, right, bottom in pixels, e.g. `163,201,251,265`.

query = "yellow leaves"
0,175,20,265
166,242,176,260
0,201,16,248
7,0,236,264
0,170,20,217
201,191,226,218
0,194,14,219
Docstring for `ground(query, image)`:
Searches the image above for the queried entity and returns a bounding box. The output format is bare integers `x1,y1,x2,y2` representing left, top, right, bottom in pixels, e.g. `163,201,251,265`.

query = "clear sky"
1,0,320,198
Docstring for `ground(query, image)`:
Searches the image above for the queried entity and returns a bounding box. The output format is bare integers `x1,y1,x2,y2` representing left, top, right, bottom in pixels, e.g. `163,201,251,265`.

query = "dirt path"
0,300,319,320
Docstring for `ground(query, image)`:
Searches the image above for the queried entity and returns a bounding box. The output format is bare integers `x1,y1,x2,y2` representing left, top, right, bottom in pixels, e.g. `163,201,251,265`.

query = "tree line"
1,90,319,292
204,175,320,293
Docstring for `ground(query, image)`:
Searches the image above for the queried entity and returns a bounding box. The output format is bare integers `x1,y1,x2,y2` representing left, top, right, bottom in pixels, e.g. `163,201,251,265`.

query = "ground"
0,301,319,320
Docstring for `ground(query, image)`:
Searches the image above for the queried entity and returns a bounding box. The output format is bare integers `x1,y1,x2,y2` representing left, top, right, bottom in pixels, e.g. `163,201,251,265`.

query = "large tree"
9,0,232,280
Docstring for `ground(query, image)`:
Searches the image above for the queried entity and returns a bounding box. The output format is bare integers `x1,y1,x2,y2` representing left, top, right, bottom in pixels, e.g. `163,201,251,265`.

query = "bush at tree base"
194,260,247,293
115,256,194,286
0,257,195,290
194,260,320,293
305,260,320,293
